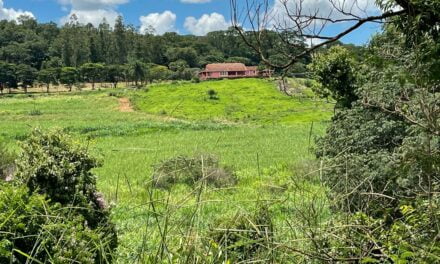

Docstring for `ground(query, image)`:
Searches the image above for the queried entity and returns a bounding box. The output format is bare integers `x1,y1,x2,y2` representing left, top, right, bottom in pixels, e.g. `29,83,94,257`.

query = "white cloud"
61,9,120,26
184,12,229,36
59,0,128,26
0,0,34,21
139,11,177,35
181,0,212,3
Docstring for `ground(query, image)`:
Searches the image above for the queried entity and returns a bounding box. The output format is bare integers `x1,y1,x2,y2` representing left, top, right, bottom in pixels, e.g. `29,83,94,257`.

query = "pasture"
0,78,333,262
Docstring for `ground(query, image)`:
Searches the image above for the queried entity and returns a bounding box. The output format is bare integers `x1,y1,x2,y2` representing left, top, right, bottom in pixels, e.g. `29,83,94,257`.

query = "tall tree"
113,16,127,65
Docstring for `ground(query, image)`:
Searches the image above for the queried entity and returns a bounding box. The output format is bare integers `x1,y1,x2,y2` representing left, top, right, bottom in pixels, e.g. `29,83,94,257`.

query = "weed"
208,205,274,262
28,109,42,116
152,154,236,188
207,89,219,100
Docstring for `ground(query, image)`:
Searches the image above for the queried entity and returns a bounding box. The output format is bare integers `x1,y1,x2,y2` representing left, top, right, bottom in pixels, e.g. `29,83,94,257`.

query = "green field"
0,79,333,262
133,79,333,123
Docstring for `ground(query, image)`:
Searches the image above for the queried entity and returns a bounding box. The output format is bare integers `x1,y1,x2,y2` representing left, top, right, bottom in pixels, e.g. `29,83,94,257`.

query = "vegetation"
0,0,438,262
0,79,330,262
133,78,333,124
1,130,117,263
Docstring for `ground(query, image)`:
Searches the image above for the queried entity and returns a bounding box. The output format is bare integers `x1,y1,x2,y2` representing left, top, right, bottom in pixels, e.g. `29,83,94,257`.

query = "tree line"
0,14,315,93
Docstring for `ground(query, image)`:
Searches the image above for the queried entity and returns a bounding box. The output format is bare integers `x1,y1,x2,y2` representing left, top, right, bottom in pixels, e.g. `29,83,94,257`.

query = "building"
199,63,271,80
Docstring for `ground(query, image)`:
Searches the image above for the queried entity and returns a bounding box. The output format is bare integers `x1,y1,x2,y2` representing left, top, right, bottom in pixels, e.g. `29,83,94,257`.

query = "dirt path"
118,97,134,112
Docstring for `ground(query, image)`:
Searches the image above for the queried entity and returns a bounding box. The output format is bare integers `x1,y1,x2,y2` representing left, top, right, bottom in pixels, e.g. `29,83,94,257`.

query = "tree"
105,64,124,88
113,16,127,65
80,63,104,90
308,46,358,108
15,64,37,93
129,61,146,86
150,65,172,82
38,68,59,93
60,67,78,91
166,47,199,67
0,62,16,94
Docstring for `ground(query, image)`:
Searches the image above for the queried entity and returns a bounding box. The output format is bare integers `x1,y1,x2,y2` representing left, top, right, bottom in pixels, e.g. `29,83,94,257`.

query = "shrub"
10,129,117,261
152,154,236,189
0,183,115,263
207,89,219,100
191,77,200,83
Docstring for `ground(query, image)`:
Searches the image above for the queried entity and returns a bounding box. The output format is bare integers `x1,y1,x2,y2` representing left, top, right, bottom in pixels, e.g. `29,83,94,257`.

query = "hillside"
133,78,334,124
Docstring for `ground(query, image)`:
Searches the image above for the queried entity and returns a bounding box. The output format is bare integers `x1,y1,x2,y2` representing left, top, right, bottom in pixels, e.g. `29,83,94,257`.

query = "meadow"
0,78,333,262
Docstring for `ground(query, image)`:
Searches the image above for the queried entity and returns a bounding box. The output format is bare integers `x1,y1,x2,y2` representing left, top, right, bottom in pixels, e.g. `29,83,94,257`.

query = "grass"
133,78,333,124
0,78,332,262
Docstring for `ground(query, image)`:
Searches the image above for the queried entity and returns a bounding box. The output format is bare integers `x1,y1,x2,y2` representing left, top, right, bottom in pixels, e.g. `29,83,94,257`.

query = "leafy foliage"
0,183,115,263
309,46,359,108
310,7,440,261
1,129,118,263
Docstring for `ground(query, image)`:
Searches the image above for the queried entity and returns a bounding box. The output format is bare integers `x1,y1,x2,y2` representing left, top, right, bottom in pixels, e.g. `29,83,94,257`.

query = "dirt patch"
118,98,134,112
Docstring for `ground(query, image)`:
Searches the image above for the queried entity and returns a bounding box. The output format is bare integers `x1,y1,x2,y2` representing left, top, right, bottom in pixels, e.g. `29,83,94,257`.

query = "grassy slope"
0,79,332,261
133,78,333,124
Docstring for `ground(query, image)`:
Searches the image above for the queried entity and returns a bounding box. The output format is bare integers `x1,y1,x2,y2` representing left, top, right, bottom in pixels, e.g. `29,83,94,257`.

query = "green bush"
2,129,118,262
152,154,236,189
207,89,219,100
0,183,115,263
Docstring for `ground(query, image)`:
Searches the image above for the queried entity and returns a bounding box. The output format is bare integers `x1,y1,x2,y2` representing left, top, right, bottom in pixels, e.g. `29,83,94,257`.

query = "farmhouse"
199,63,271,80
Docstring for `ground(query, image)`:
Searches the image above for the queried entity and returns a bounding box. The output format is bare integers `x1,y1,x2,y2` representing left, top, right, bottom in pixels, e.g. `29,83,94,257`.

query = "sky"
0,0,383,45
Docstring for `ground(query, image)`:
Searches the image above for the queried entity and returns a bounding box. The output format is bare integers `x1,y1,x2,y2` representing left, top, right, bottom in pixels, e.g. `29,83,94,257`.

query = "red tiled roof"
205,63,248,72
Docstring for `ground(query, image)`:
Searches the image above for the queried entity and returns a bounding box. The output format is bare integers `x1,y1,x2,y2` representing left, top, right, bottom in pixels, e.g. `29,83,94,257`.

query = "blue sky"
1,0,382,45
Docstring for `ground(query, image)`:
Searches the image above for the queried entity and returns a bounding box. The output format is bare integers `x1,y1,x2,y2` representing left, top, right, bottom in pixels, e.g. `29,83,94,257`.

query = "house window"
220,71,228,76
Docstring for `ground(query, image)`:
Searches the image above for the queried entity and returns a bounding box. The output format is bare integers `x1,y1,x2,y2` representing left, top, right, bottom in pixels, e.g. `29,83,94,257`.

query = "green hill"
133,78,333,124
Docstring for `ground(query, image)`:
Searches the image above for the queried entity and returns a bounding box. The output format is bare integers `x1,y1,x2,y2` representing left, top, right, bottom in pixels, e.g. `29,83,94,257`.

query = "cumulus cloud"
61,9,120,26
59,0,128,26
181,0,212,3
184,13,229,36
139,11,177,35
0,0,34,21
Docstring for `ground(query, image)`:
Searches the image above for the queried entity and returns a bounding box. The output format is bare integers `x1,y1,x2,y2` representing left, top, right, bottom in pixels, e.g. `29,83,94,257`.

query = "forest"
0,0,439,263
0,14,315,93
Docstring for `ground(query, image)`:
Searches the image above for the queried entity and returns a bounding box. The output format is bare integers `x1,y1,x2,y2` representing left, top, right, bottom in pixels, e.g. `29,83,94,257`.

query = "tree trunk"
92,81,95,90
47,84,50,93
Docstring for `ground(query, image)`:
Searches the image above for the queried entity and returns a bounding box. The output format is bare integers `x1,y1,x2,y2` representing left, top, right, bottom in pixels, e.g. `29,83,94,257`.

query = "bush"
207,89,219,100
152,154,236,189
0,183,115,263
6,129,118,262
